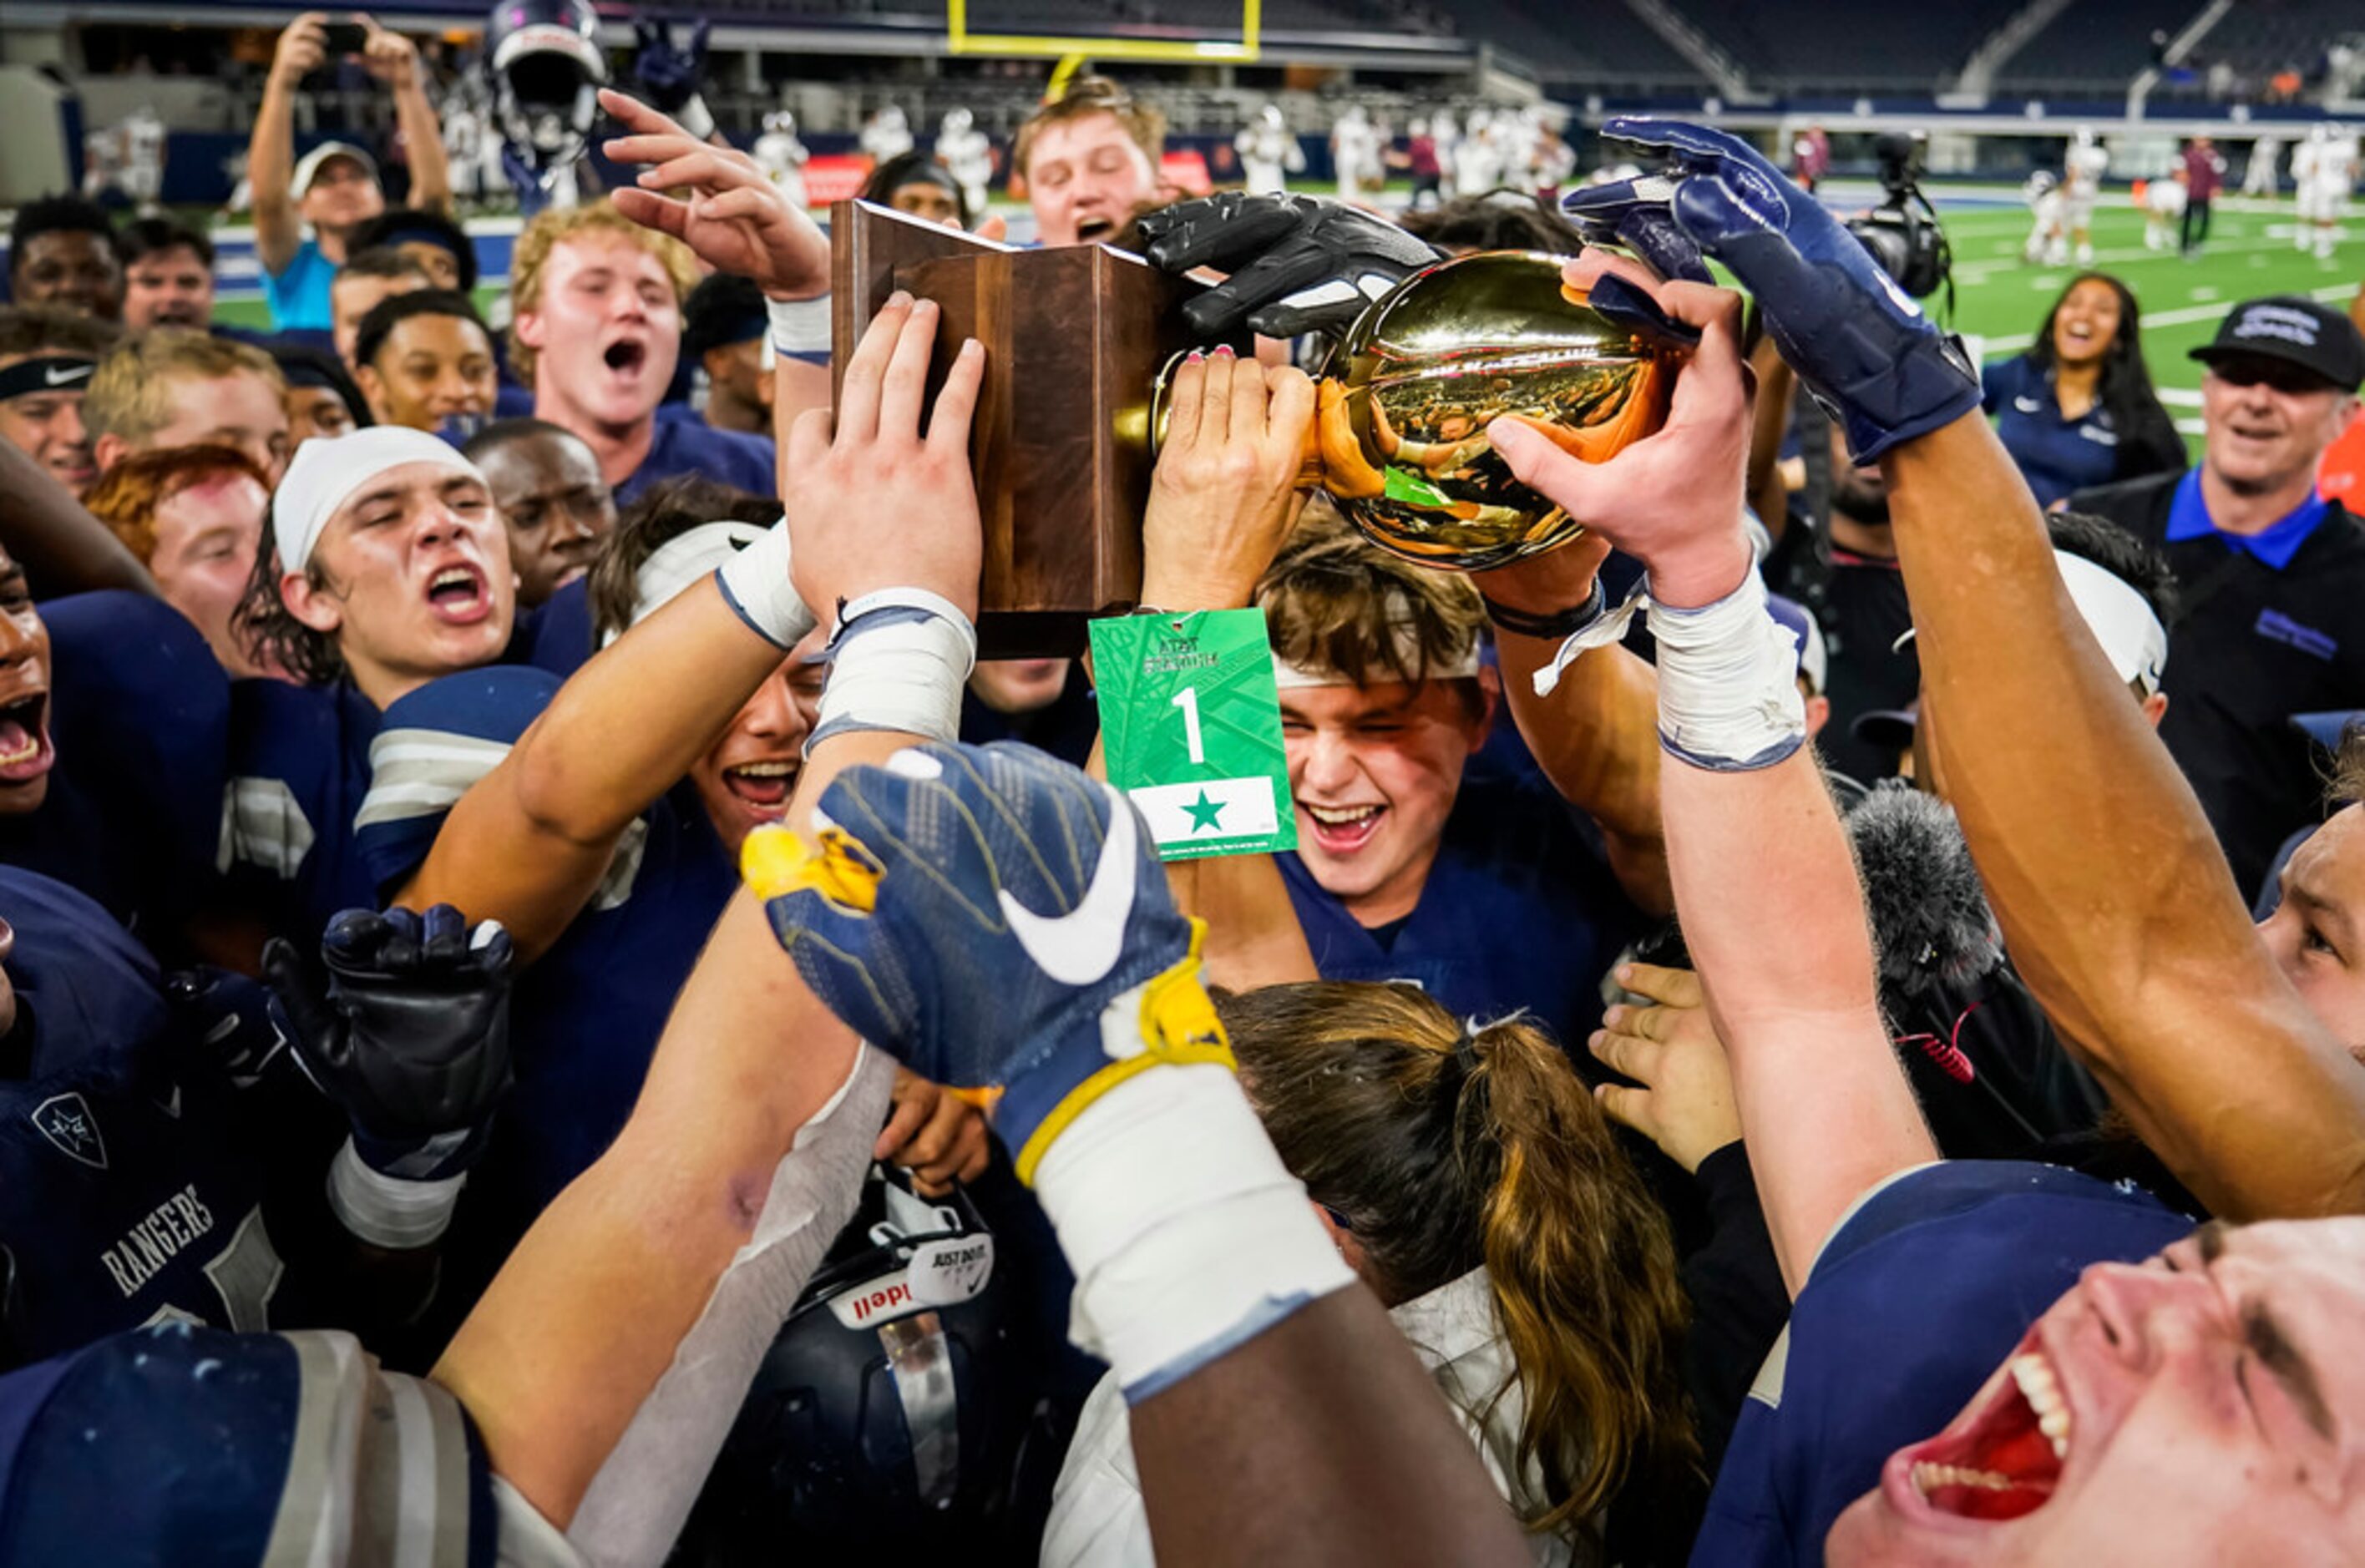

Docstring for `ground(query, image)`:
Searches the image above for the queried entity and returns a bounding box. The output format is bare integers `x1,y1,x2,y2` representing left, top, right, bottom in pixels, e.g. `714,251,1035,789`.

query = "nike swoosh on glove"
743,741,1235,1183
264,904,514,1149
1565,119,1978,463
1136,192,1441,339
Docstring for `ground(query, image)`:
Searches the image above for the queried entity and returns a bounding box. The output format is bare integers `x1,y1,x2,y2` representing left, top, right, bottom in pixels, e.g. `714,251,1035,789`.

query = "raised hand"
742,741,1233,1182
271,12,329,85
1588,962,1742,1174
1142,346,1317,610
262,903,514,1145
600,88,828,301
781,292,984,618
1564,119,1978,463
358,14,418,91
1135,192,1440,339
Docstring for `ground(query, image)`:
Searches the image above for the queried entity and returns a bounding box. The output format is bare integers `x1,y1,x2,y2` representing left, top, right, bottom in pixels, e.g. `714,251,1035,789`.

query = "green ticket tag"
1089,608,1297,862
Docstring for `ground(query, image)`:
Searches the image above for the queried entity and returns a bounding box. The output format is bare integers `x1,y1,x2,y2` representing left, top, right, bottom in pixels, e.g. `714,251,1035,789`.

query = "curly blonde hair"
506,200,700,387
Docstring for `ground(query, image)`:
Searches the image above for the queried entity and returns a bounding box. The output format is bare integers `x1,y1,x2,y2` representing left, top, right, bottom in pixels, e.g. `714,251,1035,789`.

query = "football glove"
742,741,1234,1184
1564,119,1978,463
1135,192,1442,339
630,19,709,114
263,905,514,1158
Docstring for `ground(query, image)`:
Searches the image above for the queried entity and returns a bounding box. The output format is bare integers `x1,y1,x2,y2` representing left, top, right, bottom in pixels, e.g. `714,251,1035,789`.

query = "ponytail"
1220,984,1698,1545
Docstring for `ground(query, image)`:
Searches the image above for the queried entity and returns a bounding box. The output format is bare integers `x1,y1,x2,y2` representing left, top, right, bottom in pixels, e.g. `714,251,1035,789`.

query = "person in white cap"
250,12,453,332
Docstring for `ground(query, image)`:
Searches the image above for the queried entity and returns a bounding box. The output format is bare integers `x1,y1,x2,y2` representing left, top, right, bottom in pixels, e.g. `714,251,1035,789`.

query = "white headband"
1891,549,2168,697
271,427,487,573
2054,549,2169,698
601,519,772,648
1271,620,1483,690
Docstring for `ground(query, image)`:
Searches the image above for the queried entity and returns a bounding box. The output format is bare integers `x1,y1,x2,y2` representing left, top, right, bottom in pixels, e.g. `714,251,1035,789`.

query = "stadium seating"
1481,0,1707,94
1993,0,2190,92
1663,0,2025,92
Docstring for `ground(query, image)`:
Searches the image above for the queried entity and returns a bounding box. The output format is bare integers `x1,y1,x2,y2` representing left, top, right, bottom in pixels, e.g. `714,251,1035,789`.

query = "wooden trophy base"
831,200,1216,659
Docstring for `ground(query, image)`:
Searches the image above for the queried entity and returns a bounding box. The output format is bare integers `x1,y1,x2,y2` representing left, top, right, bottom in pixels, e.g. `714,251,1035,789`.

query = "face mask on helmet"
486,0,608,172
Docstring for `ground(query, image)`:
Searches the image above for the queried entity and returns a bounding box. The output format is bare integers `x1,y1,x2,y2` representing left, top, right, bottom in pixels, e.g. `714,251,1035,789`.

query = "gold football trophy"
1159,250,1685,572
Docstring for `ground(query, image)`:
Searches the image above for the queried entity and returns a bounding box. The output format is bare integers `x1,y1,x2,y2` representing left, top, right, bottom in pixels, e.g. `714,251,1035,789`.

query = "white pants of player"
2243,159,2278,197
1243,159,1290,196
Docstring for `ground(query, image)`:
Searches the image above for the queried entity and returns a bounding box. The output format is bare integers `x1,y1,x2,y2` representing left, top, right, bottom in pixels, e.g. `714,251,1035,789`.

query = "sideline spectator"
1981,273,2185,509
2180,134,2226,255
348,289,498,434
2071,295,2365,897
0,307,116,500
248,12,450,331
83,444,276,676
84,331,291,485
508,200,774,501
113,218,217,331
7,196,123,322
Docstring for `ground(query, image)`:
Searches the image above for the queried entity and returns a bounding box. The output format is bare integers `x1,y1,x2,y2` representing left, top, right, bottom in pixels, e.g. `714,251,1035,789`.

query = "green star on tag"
1089,608,1298,863
1182,789,1226,832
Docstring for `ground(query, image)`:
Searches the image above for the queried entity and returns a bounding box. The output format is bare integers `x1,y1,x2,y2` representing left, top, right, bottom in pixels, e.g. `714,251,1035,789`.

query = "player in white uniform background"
1331,104,1384,202
2293,125,2357,259
2063,126,2109,266
120,106,167,216
753,109,812,211
80,125,123,205
442,89,485,206
2022,169,2067,266
936,107,994,219
1452,108,1502,196
2242,133,2282,199
1235,103,1304,196
860,104,914,166
2141,165,2188,252
1522,111,1576,197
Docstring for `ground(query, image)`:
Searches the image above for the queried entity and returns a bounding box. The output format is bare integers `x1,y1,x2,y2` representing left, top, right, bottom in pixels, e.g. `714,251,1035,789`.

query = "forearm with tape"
713,520,818,650
1032,1060,1355,1403
1650,569,1808,771
766,293,831,366
807,589,977,749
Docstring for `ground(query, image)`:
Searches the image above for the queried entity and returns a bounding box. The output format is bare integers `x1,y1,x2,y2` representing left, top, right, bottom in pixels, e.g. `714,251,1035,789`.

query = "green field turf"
1932,197,2364,453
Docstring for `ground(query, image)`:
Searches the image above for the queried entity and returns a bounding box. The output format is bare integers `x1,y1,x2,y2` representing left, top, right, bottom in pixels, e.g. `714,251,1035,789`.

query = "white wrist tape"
808,589,977,748
1652,569,1808,771
1033,1063,1356,1402
713,520,817,650
326,1138,465,1250
767,293,833,360
674,93,717,144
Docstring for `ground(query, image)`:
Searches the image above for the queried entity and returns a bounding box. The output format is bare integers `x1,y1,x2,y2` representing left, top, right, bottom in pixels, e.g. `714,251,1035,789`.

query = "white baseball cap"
291,141,380,199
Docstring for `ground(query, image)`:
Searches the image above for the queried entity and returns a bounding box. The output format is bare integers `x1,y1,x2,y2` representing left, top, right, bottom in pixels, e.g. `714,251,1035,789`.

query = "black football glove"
1135,192,1441,339
263,904,514,1150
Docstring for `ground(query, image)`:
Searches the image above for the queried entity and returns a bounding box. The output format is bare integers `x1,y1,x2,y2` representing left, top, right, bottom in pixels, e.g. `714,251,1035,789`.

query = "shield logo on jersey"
31,1093,108,1170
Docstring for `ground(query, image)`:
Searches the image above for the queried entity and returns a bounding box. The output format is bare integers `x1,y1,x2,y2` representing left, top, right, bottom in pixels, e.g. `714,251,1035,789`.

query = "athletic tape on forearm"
767,293,832,362
325,1138,465,1250
1651,569,1808,771
808,590,977,748
1033,1061,1356,1403
713,520,818,650
568,1044,893,1568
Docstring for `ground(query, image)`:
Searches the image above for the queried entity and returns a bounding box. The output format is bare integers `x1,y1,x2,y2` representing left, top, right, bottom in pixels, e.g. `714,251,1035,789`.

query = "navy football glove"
263,905,514,1152
743,742,1233,1184
630,19,708,114
1136,192,1441,339
1564,119,1978,462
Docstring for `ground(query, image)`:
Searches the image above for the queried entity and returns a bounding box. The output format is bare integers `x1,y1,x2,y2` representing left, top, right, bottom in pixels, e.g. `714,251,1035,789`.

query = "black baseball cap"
2190,295,2365,392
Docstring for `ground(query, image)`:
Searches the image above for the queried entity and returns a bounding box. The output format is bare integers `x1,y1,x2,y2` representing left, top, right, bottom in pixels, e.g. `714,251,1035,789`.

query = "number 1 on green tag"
1090,608,1298,863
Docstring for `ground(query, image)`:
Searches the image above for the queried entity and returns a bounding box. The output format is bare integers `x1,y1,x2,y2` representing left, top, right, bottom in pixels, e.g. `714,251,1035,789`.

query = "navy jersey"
1279,770,1641,1057
615,417,777,506
0,1323,514,1565
0,868,333,1365
350,670,739,1260
0,593,229,943
219,677,386,943
1982,357,2124,510
511,576,596,681
1693,1161,2195,1566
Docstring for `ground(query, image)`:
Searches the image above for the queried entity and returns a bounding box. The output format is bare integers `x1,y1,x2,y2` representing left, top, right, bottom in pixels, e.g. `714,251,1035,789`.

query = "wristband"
326,1138,466,1249
1481,577,1607,640
714,520,818,650
1651,569,1808,772
674,92,716,144
808,589,978,749
767,293,832,360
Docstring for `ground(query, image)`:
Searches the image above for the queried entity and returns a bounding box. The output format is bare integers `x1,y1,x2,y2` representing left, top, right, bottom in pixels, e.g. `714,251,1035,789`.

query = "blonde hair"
1222,981,1699,1544
1012,75,1167,182
82,330,283,449
1256,500,1486,690
506,200,700,387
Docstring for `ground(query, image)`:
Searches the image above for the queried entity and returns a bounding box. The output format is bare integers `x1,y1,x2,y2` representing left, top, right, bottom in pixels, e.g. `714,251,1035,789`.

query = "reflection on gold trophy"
1158,250,1686,572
